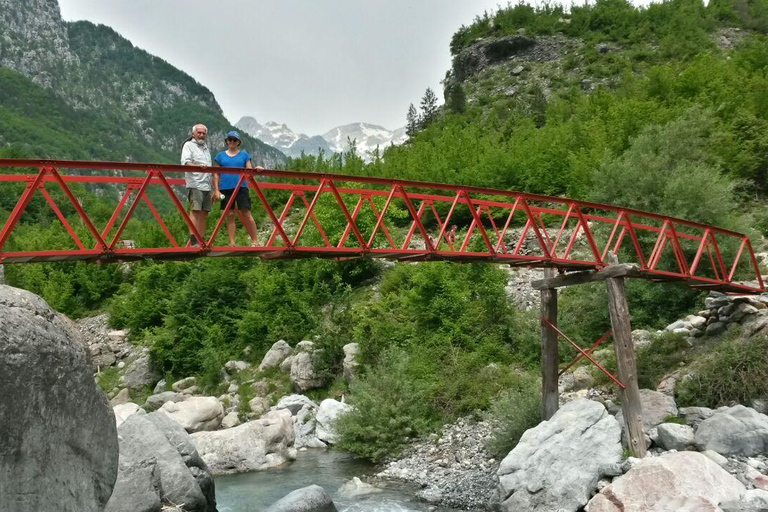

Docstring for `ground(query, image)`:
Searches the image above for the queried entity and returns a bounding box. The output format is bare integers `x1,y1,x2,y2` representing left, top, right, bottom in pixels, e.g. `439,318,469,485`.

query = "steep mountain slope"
0,0,286,166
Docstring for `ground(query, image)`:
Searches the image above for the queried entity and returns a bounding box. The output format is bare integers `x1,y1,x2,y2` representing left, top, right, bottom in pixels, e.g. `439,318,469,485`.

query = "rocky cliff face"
0,0,286,165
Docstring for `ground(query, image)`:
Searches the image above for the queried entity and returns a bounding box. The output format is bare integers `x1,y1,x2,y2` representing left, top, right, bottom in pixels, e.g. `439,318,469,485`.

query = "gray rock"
224,360,250,374
689,315,707,329
572,366,594,391
337,477,382,498
259,340,293,371
191,409,296,474
290,341,325,392
511,65,525,75
703,449,728,466
632,329,654,349
111,388,131,406
221,411,241,429
153,379,167,394
497,399,622,512
0,285,119,512
679,406,714,427
315,399,352,445
586,452,745,512
695,405,768,456
705,294,730,309
277,394,319,415
706,321,727,335
265,485,338,512
656,423,695,451
616,389,677,434
172,376,197,392
144,391,186,412
342,342,360,381
105,412,216,512
280,355,294,373
114,402,146,428
752,398,768,415
123,350,161,390
248,396,270,417
159,396,225,433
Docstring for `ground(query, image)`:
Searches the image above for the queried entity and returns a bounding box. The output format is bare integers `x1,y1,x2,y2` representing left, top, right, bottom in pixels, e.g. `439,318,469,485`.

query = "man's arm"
213,161,221,199
181,141,194,166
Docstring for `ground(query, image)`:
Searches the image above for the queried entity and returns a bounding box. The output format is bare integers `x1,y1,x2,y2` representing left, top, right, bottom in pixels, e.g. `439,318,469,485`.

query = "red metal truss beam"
0,159,762,294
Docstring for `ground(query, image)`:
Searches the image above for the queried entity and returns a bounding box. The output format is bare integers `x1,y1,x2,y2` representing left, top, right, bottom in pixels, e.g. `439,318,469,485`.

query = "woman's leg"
240,209,259,245
226,212,237,245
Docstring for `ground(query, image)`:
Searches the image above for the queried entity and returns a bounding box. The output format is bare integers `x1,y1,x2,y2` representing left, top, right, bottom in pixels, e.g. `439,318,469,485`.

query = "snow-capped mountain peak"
236,116,406,161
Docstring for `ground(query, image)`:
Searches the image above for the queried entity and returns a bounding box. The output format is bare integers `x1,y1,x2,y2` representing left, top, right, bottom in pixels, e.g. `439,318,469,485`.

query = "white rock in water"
159,396,225,433
497,398,622,512
337,477,382,498
316,398,352,445
191,409,296,474
586,451,745,511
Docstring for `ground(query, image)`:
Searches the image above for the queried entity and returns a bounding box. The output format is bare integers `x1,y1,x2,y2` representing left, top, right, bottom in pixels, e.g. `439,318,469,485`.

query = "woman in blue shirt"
213,131,260,246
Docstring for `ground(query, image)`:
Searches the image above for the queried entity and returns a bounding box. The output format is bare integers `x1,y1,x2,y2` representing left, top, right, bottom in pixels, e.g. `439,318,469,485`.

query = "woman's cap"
226,130,241,141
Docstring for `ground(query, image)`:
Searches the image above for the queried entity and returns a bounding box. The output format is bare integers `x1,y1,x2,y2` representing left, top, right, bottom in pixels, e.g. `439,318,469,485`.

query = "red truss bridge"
0,159,763,294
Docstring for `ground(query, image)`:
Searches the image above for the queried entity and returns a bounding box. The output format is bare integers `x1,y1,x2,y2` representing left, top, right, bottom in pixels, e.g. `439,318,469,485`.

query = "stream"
215,450,454,511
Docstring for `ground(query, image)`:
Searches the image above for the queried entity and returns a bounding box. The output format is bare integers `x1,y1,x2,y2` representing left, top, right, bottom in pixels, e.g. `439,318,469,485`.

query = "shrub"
485,372,542,458
335,349,439,462
676,333,768,408
636,331,690,389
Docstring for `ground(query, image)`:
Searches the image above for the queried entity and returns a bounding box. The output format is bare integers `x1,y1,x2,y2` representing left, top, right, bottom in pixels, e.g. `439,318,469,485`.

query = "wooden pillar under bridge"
540,267,559,420
0,263,4,285
604,254,647,458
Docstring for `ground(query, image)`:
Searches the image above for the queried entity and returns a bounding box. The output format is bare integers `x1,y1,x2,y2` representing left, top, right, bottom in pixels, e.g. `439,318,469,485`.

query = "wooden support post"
604,255,647,458
0,263,4,285
540,267,559,420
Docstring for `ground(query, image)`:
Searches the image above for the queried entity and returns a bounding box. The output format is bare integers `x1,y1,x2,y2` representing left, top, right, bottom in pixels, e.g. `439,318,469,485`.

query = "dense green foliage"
677,333,768,407
484,372,542,457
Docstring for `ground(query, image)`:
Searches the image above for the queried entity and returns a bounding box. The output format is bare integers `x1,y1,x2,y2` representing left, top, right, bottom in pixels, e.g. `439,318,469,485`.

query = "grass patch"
97,367,120,392
676,334,768,408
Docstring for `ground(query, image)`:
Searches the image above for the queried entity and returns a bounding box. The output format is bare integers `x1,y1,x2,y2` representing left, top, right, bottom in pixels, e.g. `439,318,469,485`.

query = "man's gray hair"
192,123,208,133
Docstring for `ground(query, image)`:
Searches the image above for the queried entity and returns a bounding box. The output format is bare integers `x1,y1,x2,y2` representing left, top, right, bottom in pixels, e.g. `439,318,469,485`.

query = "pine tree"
446,82,466,114
406,103,420,137
419,88,439,129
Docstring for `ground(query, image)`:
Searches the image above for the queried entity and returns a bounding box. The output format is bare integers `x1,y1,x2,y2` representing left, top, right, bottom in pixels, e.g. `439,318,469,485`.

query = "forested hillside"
4,0,768,463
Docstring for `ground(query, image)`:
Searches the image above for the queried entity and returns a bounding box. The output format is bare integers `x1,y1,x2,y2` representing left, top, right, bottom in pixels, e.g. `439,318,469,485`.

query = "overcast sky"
57,1,503,135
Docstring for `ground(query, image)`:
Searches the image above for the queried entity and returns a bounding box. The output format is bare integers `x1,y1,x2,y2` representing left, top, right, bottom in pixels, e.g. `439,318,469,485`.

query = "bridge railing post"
540,267,559,420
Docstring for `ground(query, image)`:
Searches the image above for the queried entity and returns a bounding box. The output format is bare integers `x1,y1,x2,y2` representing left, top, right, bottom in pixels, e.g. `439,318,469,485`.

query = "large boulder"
290,341,325,391
159,396,225,433
616,389,678,433
122,349,161,390
265,485,337,512
191,409,296,474
497,398,622,512
695,405,768,457
586,451,745,512
259,340,293,371
105,412,216,512
315,398,352,445
0,285,119,512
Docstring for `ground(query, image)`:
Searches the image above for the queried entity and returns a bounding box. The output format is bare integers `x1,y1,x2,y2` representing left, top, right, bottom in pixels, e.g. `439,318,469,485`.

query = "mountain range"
237,117,407,160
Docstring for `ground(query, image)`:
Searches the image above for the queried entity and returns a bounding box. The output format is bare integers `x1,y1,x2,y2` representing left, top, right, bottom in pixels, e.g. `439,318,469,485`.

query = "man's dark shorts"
220,187,251,210
187,188,212,212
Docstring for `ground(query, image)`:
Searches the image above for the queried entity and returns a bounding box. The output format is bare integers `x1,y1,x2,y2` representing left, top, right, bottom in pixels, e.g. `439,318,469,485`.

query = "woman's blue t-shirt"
215,150,251,190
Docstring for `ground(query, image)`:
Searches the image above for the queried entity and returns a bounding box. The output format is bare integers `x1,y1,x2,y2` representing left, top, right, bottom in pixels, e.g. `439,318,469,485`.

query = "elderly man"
181,123,213,246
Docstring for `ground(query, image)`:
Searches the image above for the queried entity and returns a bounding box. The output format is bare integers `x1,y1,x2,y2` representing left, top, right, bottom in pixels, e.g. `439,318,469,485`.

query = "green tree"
419,88,440,129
